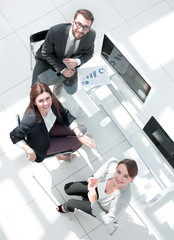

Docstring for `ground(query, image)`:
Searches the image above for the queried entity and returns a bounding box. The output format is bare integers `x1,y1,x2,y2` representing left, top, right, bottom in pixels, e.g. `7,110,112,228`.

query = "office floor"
0,0,174,239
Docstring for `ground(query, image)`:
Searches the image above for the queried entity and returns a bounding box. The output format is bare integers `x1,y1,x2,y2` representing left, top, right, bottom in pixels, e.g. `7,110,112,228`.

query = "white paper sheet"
78,65,110,88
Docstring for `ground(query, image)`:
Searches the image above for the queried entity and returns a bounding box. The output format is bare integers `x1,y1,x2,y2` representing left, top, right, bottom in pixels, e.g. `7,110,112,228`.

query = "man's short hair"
74,9,94,24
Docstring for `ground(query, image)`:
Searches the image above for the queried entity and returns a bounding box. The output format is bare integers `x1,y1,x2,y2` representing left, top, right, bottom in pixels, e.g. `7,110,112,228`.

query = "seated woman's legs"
63,199,92,215
63,181,92,214
46,123,87,160
46,135,82,156
64,181,88,198
49,122,87,137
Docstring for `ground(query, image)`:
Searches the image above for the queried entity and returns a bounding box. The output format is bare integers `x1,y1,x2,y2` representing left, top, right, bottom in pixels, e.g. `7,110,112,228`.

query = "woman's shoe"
56,205,67,213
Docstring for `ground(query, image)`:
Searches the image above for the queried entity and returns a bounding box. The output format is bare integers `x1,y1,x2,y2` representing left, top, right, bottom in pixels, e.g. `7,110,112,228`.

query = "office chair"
71,208,119,236
15,114,72,206
30,29,48,70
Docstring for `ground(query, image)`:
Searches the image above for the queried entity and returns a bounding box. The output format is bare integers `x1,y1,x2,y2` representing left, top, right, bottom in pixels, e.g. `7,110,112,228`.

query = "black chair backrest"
30,30,48,43
16,114,21,125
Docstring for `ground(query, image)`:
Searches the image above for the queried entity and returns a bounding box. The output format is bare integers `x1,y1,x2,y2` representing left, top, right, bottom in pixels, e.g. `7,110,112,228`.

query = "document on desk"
78,65,110,88
73,89,100,118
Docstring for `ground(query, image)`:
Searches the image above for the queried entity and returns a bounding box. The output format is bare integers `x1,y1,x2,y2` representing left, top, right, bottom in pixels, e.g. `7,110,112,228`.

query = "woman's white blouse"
42,108,56,132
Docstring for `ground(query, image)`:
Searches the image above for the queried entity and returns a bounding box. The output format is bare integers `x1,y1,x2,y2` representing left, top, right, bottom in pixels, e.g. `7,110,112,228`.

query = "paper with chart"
78,65,110,88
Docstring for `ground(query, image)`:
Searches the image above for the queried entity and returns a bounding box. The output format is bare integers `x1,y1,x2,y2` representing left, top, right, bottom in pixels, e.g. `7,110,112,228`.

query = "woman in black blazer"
10,83,96,162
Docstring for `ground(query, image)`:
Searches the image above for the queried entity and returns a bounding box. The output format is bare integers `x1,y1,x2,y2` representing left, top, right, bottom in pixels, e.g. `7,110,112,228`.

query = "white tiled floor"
1,1,174,239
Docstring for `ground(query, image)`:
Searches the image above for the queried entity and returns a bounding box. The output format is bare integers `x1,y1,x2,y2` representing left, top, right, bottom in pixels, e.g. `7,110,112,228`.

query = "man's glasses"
74,21,91,31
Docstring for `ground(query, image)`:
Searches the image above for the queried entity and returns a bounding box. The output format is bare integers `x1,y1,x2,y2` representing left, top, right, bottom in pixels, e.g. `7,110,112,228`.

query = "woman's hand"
27,149,37,161
88,187,97,203
78,135,96,149
88,177,99,189
22,144,36,162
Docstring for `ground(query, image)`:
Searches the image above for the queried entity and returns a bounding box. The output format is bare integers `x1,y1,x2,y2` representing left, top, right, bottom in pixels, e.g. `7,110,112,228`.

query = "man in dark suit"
32,9,96,95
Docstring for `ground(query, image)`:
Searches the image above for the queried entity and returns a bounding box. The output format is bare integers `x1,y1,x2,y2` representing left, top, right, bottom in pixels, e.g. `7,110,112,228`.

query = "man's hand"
63,58,78,69
62,68,76,78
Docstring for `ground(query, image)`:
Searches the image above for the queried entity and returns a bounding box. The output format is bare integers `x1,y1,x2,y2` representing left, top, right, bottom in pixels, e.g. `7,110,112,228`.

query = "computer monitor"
143,116,174,168
101,34,151,102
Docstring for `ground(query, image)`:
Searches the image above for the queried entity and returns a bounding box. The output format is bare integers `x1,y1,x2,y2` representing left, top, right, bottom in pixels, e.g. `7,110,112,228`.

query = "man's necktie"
65,39,76,58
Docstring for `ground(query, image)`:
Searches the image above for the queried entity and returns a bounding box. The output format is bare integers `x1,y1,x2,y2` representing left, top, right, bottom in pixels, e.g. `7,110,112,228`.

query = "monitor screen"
101,34,151,102
143,116,174,168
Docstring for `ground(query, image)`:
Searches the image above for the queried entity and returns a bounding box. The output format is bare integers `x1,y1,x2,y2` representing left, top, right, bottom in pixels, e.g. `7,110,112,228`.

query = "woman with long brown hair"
10,83,96,162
